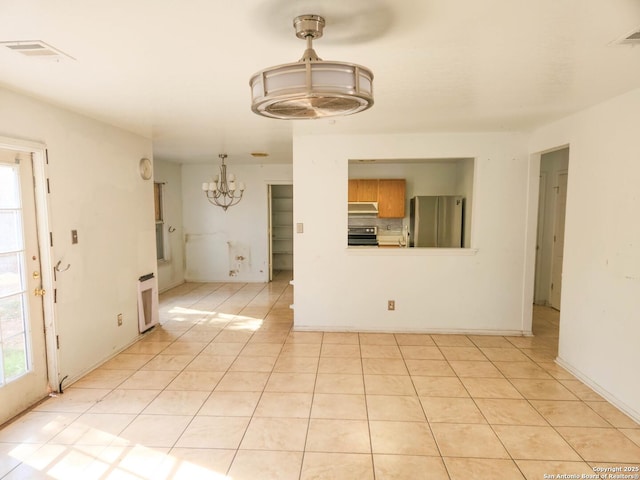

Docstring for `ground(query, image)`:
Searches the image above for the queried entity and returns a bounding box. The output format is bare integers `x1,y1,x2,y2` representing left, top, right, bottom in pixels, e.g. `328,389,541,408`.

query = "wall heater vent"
138,273,159,333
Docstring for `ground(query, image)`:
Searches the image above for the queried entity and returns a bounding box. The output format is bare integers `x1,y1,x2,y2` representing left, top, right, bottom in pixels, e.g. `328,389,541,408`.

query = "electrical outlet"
388,300,395,311
117,314,123,326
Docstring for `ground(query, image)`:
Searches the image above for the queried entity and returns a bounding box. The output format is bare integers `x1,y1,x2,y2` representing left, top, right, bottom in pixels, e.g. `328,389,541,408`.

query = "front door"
0,149,49,425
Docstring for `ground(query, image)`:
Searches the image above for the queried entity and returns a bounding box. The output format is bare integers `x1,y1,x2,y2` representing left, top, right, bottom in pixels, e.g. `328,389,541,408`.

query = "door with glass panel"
0,149,48,425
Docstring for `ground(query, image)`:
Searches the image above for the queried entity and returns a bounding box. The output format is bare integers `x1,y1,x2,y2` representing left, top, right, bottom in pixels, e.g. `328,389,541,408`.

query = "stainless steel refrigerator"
409,196,464,247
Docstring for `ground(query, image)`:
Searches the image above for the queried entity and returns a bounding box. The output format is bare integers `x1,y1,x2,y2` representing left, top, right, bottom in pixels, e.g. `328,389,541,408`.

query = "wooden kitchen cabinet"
348,179,379,202
378,179,406,218
348,178,406,218
348,180,359,202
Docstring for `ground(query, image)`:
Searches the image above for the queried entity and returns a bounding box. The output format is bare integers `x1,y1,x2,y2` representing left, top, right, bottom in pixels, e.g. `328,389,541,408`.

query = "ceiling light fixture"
201,154,245,211
249,14,374,120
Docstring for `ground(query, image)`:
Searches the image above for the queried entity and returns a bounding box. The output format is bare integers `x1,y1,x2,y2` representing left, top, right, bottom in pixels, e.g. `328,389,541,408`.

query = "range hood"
348,201,378,215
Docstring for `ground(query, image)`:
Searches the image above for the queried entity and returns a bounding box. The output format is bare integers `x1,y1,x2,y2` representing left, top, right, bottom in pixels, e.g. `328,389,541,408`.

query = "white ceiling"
1,0,639,165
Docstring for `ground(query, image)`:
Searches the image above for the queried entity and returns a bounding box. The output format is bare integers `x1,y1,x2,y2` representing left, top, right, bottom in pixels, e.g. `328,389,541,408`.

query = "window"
154,182,165,261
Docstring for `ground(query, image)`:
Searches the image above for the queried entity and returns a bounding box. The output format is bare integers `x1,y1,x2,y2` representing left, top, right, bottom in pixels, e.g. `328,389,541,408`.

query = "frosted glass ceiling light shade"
250,15,374,120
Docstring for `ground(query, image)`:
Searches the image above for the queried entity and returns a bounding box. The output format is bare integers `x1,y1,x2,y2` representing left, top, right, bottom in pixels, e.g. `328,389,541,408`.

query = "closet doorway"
268,184,293,281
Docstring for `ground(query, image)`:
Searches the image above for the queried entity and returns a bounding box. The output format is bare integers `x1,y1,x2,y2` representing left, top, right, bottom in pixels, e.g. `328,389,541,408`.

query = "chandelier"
249,14,374,120
201,154,245,211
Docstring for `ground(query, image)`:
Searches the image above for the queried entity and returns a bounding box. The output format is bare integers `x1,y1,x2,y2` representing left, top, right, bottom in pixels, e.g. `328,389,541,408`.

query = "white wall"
293,132,532,334
154,159,185,292
182,162,293,282
0,87,155,386
529,87,640,421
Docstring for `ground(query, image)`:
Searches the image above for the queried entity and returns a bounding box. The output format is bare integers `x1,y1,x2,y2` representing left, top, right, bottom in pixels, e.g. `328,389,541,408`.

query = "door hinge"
46,178,50,194
45,149,49,164
54,288,57,303
551,282,554,290
50,232,53,247
56,335,60,349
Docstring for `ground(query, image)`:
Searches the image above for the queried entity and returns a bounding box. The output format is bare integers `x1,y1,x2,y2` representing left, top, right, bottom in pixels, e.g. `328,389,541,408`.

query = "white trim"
533,171,547,303
0,136,48,152
267,181,294,282
63,332,144,389
521,153,542,335
556,357,640,424
267,183,273,281
293,326,533,336
0,136,58,393
158,279,186,294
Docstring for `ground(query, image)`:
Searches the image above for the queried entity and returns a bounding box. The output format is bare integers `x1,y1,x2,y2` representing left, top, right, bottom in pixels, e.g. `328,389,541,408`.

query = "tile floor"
1,271,639,479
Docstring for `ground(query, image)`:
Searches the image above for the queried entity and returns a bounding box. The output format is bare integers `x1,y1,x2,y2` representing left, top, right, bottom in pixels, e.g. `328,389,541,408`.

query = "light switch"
71,230,78,244
296,223,304,234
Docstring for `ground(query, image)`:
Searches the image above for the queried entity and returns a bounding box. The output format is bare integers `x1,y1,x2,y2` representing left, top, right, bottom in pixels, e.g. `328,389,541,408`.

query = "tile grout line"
501,333,591,466
357,333,378,480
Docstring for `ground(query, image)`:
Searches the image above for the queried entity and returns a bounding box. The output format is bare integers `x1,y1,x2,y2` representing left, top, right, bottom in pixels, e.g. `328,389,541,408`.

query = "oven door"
348,236,378,246
348,228,378,245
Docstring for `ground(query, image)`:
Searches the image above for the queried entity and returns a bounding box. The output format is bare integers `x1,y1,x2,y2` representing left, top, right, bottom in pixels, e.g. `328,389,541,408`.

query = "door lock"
34,288,46,297
33,271,40,279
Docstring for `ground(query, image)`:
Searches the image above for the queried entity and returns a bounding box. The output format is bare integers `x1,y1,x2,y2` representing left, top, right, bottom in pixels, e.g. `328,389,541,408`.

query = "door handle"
34,288,46,297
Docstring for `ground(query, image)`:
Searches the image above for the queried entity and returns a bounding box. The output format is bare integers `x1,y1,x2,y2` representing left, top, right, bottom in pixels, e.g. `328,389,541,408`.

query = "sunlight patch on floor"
6,440,231,479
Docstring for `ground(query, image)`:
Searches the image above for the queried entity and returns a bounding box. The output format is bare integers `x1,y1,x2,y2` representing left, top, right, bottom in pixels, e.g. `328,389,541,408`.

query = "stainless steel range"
348,226,378,246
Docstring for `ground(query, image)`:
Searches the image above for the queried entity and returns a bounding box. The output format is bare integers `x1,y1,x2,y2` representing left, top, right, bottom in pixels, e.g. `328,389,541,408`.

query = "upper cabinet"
348,178,406,218
377,179,406,218
348,179,379,202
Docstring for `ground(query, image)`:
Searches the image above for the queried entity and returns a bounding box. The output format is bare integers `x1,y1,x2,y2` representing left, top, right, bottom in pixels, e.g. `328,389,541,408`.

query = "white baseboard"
60,333,148,391
556,357,640,424
158,279,186,294
293,325,532,337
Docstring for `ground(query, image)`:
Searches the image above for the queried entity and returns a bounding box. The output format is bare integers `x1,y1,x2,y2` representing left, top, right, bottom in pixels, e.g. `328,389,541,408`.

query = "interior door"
0,150,49,425
549,171,568,310
534,172,547,304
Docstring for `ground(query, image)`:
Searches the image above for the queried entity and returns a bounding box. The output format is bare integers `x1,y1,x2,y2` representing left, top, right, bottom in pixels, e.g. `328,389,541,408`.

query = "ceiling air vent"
0,40,75,61
612,27,640,45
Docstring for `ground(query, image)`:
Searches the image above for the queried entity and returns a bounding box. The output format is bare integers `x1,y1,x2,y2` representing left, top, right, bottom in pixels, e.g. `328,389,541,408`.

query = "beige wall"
293,132,532,334
0,87,155,386
529,87,640,421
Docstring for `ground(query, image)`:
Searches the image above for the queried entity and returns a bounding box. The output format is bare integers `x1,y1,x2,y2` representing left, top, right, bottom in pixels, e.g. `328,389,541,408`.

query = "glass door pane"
0,163,30,386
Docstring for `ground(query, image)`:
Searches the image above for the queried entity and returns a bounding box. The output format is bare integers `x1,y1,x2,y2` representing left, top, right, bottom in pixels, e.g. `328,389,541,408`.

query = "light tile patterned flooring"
1,271,639,479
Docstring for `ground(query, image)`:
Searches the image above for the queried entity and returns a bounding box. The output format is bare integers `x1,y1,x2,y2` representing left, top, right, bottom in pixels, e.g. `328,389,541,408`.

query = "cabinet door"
378,179,406,218
348,179,359,202
348,179,379,202
356,179,379,201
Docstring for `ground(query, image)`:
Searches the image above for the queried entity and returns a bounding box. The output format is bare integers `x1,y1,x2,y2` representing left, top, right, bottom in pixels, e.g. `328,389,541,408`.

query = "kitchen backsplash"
348,216,403,234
